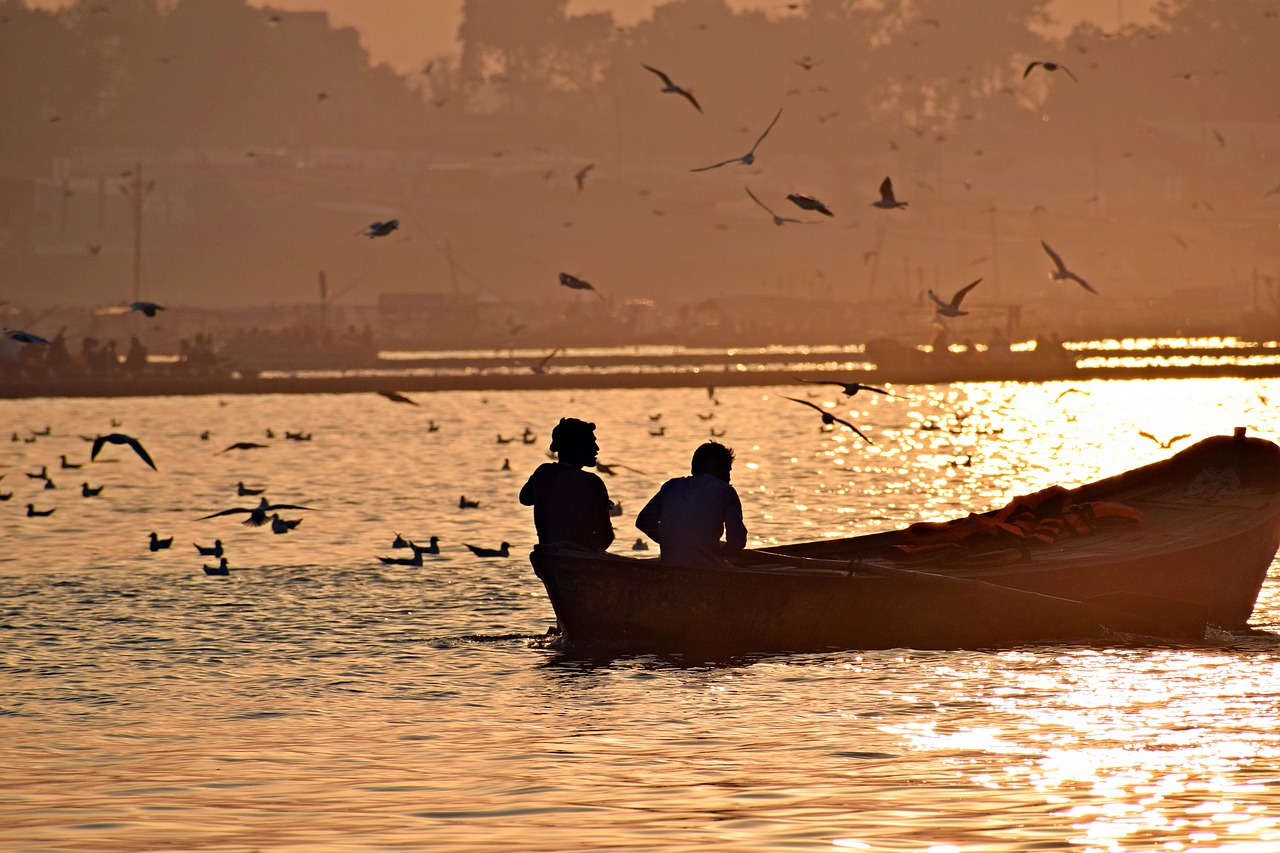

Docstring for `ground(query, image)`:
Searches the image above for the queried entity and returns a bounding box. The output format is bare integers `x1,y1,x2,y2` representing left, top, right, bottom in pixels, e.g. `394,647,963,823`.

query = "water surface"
4,378,1280,852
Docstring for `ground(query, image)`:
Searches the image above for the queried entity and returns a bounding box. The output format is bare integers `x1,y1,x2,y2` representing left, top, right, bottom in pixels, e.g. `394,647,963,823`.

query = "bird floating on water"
927,278,983,317
465,542,511,558
60,455,82,469
203,558,230,576
27,504,55,517
149,532,173,551
237,481,265,496
641,64,702,112
411,537,441,556
1041,241,1096,293
872,176,908,209
378,550,423,566
92,433,157,470
195,540,223,557
1024,61,1078,82
81,482,103,497
690,108,782,172
459,495,480,509
780,396,873,444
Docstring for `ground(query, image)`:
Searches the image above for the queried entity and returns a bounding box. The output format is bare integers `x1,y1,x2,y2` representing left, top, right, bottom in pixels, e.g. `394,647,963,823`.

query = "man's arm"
635,487,664,544
518,467,541,506
591,476,615,549
721,486,747,554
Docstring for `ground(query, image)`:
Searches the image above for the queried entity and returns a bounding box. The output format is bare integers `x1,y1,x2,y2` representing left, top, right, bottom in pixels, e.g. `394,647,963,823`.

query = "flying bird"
217,442,268,454
531,347,562,375
786,193,834,216
559,272,604,300
641,64,702,112
927,279,983,317
1138,430,1191,449
795,378,895,398
744,187,810,226
1041,241,1097,293
574,163,594,192
130,301,163,317
91,433,157,470
377,390,418,405
199,497,313,527
1024,61,1078,82
359,219,399,238
3,328,50,345
690,108,782,172
872,177,908,209
780,396,874,443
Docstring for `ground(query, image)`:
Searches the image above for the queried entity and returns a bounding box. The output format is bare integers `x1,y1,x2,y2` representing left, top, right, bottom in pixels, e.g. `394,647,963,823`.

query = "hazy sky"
26,0,1157,72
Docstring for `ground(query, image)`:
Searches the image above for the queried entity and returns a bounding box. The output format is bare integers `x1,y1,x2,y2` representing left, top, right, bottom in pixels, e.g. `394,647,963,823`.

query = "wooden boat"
530,430,1280,656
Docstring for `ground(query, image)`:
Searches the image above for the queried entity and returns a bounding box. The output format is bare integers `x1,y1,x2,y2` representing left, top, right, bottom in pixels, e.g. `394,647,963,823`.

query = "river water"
4,378,1280,852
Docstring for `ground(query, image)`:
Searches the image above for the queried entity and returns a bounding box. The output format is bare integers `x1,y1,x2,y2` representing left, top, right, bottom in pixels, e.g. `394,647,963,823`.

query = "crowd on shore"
0,331,223,381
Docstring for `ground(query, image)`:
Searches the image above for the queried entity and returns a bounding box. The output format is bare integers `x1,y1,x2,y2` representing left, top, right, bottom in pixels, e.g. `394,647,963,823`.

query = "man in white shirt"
635,442,747,567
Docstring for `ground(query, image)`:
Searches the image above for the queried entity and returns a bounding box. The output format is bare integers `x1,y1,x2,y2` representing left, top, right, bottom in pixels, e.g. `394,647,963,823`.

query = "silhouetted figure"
125,336,148,376
519,418,614,551
636,441,746,567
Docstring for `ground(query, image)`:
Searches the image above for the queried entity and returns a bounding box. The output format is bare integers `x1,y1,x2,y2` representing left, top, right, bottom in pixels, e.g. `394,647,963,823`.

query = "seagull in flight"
358,219,399,238
531,347,562,374
3,328,50,345
641,64,702,112
786,193,834,216
130,301,163,318
559,272,604,299
1024,61,1078,82
377,390,419,406
1041,241,1097,293
927,278,982,317
574,163,594,192
199,497,313,527
794,378,896,398
1138,430,1191,449
690,108,782,172
217,441,269,454
872,177,908,209
780,396,874,443
744,187,811,225
91,433,157,470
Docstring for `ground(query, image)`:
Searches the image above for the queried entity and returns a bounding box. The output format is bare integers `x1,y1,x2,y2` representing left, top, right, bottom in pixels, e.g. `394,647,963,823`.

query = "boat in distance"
530,430,1280,657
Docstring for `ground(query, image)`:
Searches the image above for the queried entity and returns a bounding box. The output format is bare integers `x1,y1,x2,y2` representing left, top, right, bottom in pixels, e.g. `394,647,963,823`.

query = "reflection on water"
3,378,1280,852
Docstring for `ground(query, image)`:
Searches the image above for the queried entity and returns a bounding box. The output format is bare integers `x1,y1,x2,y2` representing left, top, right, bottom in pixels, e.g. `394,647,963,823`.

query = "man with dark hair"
519,418,614,551
636,441,747,567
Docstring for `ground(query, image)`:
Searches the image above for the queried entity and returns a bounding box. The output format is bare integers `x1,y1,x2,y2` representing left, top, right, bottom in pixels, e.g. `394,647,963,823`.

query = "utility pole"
131,161,143,303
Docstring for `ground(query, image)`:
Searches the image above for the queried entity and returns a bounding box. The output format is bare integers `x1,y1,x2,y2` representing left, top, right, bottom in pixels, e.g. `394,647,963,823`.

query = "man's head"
691,441,734,482
550,417,599,467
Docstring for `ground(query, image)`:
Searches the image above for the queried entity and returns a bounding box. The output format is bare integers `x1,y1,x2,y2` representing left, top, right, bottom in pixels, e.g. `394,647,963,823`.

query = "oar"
750,550,1207,642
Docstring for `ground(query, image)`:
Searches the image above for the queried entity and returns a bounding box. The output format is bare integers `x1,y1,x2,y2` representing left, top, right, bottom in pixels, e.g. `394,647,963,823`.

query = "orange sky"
25,0,1157,72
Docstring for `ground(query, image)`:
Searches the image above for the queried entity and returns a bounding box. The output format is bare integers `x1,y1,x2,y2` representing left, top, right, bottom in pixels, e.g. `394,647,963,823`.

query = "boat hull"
531,433,1280,656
